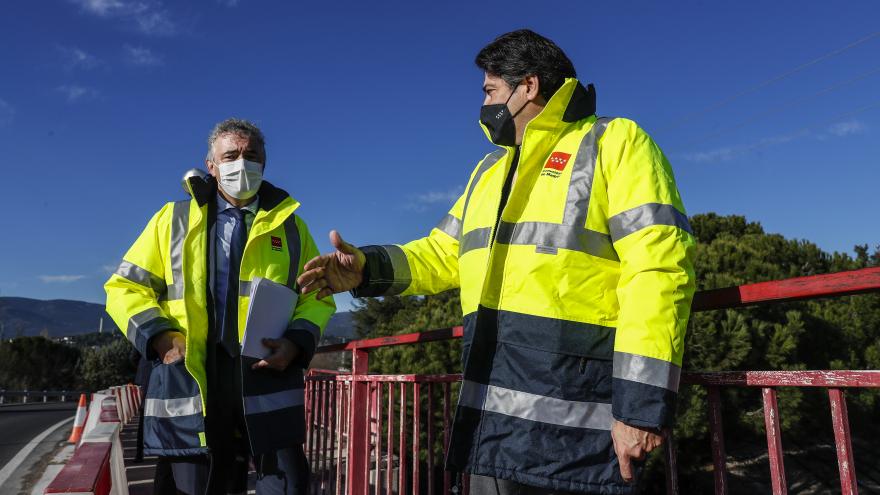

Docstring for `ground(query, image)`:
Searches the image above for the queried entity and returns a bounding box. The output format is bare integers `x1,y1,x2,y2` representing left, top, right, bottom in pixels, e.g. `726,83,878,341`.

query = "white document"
241,277,299,359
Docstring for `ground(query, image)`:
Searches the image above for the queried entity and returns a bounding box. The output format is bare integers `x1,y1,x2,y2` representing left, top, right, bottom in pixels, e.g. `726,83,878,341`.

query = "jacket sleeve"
284,215,337,368
352,191,464,298
602,119,696,429
104,204,178,358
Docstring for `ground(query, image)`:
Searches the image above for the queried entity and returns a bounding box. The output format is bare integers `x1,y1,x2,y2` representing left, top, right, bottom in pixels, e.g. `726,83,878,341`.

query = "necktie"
221,208,247,356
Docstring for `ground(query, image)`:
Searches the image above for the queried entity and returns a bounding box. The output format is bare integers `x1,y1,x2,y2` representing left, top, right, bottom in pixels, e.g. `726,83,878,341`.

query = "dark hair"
475,29,576,102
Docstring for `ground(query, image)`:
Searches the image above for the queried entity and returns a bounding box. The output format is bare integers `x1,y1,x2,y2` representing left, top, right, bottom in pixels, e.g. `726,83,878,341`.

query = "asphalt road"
0,402,76,470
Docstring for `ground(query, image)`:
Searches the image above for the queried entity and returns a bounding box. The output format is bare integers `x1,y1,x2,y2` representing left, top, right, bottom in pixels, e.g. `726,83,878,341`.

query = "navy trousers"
207,343,310,494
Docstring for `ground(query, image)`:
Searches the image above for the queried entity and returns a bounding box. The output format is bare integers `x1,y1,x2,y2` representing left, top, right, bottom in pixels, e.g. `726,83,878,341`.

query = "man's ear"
524,74,541,102
205,159,217,177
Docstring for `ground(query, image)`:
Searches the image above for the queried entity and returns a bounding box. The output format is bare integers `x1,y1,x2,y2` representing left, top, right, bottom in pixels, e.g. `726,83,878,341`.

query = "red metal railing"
674,371,880,495
306,373,465,495
306,266,880,495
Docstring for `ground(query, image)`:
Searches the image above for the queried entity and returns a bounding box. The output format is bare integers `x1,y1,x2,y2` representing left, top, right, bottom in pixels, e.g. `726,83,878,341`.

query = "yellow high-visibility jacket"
105,178,335,456
354,78,695,492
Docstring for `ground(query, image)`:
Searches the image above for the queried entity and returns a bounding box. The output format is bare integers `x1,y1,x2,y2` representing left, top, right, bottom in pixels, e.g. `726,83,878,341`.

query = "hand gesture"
297,230,366,299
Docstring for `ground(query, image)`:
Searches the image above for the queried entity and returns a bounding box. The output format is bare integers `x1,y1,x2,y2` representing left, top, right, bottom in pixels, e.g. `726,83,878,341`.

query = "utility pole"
98,317,103,334
0,289,4,342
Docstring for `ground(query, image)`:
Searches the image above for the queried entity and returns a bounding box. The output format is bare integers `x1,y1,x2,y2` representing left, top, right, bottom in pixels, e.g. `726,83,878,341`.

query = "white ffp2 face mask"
216,158,263,200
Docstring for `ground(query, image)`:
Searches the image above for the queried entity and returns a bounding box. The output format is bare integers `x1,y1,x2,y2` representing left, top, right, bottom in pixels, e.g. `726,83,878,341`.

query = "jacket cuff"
611,378,676,429
126,308,173,359
283,319,321,368
611,352,681,428
351,245,411,297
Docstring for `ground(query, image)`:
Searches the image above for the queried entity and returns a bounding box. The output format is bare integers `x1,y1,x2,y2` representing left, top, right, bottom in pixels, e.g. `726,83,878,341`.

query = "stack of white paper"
241,277,298,359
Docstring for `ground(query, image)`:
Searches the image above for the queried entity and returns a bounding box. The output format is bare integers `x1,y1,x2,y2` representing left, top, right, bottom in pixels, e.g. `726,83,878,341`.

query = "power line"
659,30,880,132
681,65,880,148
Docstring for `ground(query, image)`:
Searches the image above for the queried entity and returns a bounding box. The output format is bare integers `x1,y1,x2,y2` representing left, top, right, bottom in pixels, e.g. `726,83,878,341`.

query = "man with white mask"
105,118,335,494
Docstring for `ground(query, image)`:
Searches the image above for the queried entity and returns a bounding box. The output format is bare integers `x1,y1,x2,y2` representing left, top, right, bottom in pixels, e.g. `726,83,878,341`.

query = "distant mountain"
321,311,357,342
0,296,358,341
0,297,115,338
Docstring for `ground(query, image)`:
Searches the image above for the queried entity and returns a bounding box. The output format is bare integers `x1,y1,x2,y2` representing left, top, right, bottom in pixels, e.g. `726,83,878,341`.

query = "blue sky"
0,1,878,312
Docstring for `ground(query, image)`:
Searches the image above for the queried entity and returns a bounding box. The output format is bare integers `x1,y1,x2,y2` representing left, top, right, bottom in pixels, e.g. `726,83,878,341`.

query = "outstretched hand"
297,230,366,300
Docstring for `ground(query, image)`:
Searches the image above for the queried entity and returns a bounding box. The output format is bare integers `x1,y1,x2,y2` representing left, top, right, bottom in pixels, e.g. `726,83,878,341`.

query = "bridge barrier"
45,385,140,495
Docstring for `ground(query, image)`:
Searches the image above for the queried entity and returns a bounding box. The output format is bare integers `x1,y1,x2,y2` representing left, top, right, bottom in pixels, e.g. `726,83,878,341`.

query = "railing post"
664,431,679,495
346,348,369,495
762,387,787,495
412,384,420,495
708,386,729,494
828,388,859,495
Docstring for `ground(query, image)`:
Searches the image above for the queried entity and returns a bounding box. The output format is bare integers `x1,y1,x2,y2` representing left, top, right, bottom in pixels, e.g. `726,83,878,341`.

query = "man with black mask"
298,30,696,494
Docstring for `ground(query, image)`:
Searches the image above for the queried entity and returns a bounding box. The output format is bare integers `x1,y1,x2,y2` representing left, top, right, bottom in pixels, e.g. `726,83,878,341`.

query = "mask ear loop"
507,81,529,120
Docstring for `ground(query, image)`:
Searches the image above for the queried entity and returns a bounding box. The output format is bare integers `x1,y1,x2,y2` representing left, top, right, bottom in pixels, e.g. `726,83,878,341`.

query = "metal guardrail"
0,390,87,404
306,266,880,495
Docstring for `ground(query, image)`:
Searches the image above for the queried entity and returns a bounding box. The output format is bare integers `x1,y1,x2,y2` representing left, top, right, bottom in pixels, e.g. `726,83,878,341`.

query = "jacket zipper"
488,147,519,249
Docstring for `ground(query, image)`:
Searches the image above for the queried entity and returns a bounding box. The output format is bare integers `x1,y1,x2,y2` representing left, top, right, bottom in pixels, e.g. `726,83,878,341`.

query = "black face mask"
480,84,526,147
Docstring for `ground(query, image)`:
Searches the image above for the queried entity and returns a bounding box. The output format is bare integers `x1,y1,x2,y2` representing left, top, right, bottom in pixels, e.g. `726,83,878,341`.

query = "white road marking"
0,416,74,487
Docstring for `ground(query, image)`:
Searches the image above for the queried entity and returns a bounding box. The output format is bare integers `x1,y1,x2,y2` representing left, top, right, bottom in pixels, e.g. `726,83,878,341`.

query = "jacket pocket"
240,356,306,454
143,359,207,456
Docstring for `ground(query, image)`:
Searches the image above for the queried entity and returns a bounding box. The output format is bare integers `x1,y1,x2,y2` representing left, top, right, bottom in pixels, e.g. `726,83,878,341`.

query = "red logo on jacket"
271,236,283,251
544,152,571,171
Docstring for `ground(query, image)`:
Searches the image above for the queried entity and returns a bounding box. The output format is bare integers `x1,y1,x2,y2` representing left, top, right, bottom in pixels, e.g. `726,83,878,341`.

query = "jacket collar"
185,175,301,235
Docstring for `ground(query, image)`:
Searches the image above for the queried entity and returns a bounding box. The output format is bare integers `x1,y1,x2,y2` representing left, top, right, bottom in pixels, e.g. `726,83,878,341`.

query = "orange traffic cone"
68,394,88,444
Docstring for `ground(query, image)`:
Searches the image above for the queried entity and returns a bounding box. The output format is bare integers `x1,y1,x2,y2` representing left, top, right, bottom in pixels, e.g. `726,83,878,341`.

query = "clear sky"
0,1,878,311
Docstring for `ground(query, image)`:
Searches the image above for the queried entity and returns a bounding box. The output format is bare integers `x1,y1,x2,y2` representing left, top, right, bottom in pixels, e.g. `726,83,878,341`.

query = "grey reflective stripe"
608,203,693,242
461,150,506,224
115,260,166,297
166,201,190,301
144,395,202,418
126,307,164,347
459,227,492,256
283,217,301,291
495,221,618,261
239,280,253,297
613,352,681,392
435,214,462,240
563,117,615,227
458,380,613,431
244,389,305,415
385,245,412,295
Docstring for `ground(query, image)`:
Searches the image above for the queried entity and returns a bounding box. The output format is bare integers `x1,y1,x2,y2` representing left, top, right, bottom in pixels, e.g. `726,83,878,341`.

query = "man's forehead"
216,133,261,149
482,73,504,87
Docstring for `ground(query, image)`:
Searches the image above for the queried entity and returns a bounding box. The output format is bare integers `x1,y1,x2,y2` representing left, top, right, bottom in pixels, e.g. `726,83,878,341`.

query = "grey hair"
206,118,266,162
